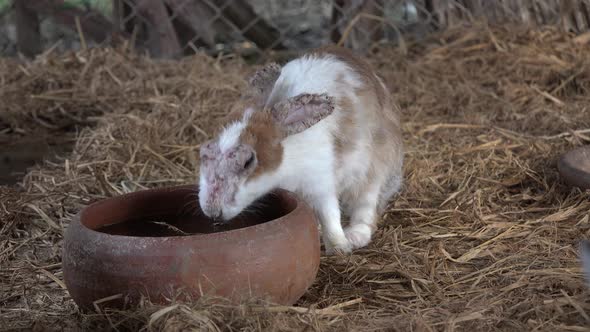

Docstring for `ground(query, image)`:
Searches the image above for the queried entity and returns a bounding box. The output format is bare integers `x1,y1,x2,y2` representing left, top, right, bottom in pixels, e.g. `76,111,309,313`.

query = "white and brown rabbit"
198,46,403,255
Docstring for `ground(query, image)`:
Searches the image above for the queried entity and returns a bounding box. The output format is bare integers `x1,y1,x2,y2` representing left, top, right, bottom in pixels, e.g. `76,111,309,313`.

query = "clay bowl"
558,145,590,190
62,185,320,310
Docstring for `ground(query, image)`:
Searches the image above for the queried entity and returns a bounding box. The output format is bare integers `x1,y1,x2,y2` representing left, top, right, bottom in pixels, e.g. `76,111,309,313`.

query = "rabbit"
198,45,403,255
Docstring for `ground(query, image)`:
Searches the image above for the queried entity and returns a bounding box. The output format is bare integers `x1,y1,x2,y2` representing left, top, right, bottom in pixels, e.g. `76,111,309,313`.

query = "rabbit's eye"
243,154,255,170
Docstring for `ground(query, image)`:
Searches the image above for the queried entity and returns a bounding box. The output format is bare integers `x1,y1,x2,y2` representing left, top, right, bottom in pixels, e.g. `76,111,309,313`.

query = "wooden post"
14,0,42,58
136,0,182,58
112,0,122,32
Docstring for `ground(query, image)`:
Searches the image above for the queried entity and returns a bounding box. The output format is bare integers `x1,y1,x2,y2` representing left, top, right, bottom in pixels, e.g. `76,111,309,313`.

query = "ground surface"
2,24,590,331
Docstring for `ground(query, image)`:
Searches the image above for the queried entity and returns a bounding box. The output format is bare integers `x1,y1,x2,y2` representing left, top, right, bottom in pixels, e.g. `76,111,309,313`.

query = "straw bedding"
2,23,590,331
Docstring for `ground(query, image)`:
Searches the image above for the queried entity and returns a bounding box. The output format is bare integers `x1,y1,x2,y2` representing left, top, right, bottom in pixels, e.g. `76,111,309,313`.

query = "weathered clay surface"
62,185,320,310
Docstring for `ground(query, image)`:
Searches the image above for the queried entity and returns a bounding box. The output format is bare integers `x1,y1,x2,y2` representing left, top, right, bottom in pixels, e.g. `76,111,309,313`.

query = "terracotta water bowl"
558,145,590,190
62,185,320,311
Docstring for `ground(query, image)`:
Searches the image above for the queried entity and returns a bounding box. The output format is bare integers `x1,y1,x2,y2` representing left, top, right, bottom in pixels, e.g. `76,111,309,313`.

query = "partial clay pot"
558,145,590,190
62,185,320,310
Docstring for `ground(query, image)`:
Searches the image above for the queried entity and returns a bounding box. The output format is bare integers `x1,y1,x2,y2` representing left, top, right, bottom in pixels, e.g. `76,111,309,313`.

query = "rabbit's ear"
246,62,281,107
270,93,335,136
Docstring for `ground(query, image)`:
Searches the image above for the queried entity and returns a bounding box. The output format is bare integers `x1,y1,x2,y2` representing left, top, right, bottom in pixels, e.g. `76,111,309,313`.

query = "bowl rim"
73,185,314,241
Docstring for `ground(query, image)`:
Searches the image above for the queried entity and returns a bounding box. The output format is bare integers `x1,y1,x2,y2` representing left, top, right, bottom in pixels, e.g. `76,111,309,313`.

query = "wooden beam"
136,0,182,58
15,0,42,57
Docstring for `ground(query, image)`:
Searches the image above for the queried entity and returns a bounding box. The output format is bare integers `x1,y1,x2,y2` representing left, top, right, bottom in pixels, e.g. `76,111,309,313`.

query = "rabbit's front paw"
323,235,353,256
344,224,372,249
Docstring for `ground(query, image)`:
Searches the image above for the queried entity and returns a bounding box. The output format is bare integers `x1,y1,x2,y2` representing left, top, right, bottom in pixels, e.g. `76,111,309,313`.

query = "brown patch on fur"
214,97,258,136
333,96,356,164
239,111,284,180
311,45,401,154
373,127,388,146
359,88,402,154
225,103,247,122
316,47,402,175
310,45,388,108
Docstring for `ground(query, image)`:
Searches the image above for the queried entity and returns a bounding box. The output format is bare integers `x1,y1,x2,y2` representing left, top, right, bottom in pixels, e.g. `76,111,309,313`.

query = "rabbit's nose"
211,210,222,221
203,204,222,220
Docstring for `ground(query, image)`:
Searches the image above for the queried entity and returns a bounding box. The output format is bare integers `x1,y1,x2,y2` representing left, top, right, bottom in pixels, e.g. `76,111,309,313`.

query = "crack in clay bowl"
62,185,320,310
558,145,590,190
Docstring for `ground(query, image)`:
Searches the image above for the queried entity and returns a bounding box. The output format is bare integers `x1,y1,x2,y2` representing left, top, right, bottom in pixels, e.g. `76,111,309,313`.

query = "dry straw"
2,22,590,331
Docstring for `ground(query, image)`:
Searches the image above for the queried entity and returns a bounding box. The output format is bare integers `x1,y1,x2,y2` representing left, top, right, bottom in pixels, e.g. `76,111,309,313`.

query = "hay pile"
2,23,590,331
